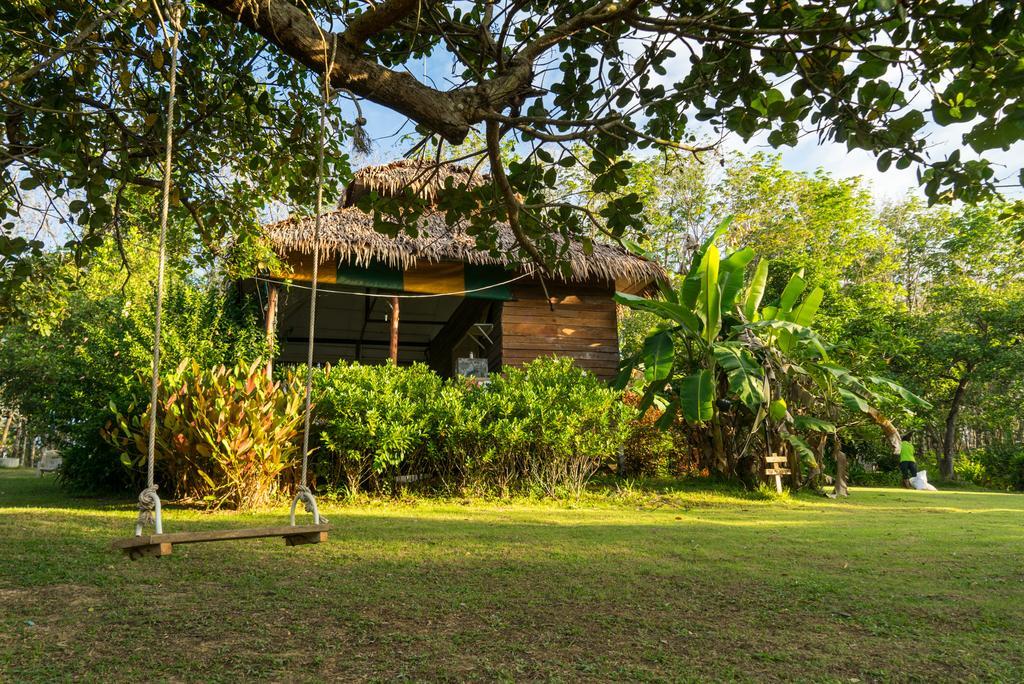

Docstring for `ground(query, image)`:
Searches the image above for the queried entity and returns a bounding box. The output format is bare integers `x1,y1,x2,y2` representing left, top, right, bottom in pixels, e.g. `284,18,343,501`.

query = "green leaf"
793,415,836,433
614,292,702,336
679,370,714,422
642,330,674,383
743,259,770,321
838,387,872,414
713,343,766,409
719,247,755,310
742,319,828,359
681,215,733,308
778,274,807,315
791,286,824,327
697,244,722,344
786,433,817,467
654,399,678,429
865,376,933,409
611,354,637,391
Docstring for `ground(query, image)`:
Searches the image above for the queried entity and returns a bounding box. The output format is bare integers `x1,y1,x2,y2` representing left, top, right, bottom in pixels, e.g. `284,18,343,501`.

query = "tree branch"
342,0,424,48
485,119,547,270
200,0,475,142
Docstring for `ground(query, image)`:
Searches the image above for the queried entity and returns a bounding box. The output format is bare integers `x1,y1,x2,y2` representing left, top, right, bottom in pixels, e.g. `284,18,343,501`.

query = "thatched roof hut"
260,159,666,379
265,159,666,289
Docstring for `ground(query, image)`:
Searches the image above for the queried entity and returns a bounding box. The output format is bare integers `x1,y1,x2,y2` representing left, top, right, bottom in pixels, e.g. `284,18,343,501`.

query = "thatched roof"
266,160,667,288
342,158,486,207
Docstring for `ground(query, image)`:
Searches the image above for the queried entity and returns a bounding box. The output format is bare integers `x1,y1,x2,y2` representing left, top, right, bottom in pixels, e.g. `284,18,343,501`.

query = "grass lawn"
1,469,1022,682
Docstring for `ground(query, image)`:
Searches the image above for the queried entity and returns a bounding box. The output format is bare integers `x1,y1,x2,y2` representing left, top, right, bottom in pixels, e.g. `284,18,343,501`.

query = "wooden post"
0,412,13,453
264,283,279,378
389,296,400,364
21,424,31,468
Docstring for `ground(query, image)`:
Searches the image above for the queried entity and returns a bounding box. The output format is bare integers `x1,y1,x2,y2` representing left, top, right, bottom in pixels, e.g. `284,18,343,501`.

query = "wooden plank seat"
112,524,330,560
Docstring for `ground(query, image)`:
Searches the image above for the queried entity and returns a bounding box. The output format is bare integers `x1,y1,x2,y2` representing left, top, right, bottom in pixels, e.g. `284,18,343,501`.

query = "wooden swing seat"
111,524,330,560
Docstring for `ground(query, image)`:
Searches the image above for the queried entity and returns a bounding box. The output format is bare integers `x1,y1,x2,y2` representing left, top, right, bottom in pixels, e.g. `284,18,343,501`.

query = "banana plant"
616,219,929,482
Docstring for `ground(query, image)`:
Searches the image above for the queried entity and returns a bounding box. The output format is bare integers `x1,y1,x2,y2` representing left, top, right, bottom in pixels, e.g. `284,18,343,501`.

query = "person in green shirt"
899,433,917,488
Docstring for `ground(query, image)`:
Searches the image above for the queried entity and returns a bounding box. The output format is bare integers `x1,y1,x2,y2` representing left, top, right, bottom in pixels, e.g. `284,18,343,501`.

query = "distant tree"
0,193,266,490
882,200,1024,477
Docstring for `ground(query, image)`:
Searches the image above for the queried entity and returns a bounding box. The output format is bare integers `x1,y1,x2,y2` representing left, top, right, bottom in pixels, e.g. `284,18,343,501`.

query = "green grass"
2,469,1023,682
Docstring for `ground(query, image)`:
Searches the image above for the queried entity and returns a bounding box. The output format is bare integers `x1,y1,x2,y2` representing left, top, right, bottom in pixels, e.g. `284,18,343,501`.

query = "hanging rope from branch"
292,35,338,526
136,0,182,535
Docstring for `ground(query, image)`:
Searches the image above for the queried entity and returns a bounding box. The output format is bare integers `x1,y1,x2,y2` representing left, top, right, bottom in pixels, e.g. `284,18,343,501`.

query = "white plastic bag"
910,469,938,491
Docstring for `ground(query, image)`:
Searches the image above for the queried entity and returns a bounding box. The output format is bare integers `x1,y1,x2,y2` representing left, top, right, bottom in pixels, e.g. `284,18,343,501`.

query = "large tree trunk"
942,372,971,479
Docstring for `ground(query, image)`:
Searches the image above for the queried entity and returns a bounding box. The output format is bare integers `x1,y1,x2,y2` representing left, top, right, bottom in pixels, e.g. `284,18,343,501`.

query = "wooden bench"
111,524,330,560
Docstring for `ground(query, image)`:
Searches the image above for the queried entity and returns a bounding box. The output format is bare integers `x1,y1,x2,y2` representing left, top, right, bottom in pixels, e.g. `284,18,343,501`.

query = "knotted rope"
134,0,180,535
135,485,162,535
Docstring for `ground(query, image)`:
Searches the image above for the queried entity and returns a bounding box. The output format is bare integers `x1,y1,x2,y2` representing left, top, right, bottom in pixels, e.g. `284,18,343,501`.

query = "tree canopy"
2,0,1023,292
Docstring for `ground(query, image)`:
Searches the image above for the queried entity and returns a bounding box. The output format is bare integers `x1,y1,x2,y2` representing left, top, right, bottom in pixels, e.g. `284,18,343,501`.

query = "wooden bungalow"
257,160,666,380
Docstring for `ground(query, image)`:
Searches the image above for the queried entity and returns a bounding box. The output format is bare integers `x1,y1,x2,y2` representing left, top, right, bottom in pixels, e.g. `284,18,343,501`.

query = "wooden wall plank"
501,322,618,339
499,283,620,379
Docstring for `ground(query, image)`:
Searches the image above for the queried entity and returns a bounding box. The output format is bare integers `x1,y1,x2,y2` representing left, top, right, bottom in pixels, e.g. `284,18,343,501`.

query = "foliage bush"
619,392,677,477
955,445,1024,490
106,360,304,509
0,236,266,493
311,357,634,497
312,362,455,493
463,357,635,496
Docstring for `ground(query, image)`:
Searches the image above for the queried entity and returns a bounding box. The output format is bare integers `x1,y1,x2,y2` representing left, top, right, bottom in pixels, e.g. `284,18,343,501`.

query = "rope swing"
116,1,330,556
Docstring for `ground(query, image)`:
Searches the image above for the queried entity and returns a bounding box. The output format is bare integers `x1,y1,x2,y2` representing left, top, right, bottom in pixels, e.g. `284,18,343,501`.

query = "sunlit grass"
2,469,1023,681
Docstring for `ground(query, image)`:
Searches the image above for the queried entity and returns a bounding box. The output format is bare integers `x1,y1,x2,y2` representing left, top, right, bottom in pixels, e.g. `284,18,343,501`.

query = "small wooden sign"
765,453,790,493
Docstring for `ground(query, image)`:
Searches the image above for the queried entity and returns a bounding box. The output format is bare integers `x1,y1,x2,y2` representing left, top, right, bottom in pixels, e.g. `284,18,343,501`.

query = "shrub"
458,357,635,496
954,453,988,485
106,360,304,509
968,445,1024,490
313,362,453,493
309,357,634,497
619,392,676,477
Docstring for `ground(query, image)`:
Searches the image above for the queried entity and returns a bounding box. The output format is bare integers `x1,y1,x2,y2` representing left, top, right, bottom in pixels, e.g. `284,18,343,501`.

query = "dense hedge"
97,356,634,504
314,357,635,497
954,445,1024,490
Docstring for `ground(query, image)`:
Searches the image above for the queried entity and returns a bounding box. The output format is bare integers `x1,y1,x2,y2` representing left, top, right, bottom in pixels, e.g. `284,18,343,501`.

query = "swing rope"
135,0,182,536
290,34,337,527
